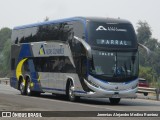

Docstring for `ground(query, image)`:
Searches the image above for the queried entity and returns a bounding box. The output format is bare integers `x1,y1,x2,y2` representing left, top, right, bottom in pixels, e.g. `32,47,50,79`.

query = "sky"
0,0,160,40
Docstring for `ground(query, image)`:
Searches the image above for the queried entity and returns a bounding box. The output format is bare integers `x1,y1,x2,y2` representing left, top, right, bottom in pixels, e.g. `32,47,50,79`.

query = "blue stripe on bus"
42,87,86,94
42,87,65,92
18,44,33,60
14,17,86,30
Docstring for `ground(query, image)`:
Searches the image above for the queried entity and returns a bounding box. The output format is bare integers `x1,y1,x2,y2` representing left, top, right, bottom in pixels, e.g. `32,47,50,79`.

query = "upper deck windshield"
87,21,137,49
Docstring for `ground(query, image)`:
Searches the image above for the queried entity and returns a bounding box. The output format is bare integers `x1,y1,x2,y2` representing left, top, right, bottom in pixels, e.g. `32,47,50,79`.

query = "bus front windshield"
89,50,139,82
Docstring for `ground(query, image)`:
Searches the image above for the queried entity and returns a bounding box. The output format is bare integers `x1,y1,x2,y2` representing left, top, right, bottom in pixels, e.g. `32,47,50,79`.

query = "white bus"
10,17,139,104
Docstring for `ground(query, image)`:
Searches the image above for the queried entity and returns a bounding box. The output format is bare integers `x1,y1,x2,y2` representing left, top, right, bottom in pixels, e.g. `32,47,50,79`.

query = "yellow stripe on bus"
16,58,28,82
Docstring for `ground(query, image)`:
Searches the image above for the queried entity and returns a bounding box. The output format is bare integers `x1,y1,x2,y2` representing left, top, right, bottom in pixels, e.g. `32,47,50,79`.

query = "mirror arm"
74,36,92,59
138,43,151,56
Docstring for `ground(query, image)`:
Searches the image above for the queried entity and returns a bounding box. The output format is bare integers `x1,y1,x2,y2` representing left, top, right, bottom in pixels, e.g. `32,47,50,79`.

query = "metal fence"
0,78,10,85
138,87,160,101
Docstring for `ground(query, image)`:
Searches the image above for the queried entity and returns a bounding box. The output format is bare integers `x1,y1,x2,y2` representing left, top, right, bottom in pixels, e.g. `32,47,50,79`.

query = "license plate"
112,94,119,98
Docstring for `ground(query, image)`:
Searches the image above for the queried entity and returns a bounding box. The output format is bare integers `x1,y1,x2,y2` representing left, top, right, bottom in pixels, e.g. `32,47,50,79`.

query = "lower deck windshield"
89,50,139,82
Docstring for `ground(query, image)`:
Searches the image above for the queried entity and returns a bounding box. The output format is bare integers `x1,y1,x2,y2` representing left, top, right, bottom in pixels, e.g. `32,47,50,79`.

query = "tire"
109,98,121,105
26,80,33,96
20,80,26,95
144,92,148,96
67,81,80,102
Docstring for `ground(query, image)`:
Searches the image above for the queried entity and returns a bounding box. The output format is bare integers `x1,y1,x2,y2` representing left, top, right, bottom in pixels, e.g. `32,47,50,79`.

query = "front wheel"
67,81,80,102
109,98,121,105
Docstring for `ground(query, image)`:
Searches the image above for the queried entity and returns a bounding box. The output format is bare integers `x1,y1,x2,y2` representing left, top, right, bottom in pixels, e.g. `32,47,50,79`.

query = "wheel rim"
69,83,75,99
20,82,24,93
27,83,31,94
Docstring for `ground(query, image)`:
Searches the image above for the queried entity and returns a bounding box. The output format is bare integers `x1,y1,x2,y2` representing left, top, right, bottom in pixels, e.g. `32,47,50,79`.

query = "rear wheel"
20,80,26,95
109,98,121,105
67,81,80,102
26,80,33,96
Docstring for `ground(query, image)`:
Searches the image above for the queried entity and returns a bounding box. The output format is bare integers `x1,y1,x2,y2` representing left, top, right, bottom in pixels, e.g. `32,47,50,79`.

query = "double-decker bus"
10,17,139,104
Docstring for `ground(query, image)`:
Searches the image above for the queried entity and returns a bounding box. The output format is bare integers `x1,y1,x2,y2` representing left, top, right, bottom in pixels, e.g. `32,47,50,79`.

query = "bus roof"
13,17,131,30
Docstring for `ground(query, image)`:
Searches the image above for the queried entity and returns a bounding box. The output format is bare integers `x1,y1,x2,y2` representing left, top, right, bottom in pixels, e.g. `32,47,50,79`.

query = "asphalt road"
0,84,160,120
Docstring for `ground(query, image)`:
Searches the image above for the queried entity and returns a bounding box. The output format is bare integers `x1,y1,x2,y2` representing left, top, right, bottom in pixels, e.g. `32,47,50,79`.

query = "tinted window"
33,57,49,72
32,57,75,73
12,20,85,44
18,23,74,43
24,60,30,72
11,58,15,70
72,21,85,39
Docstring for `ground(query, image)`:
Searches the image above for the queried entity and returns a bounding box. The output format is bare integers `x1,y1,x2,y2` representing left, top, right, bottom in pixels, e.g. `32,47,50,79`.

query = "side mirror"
74,36,92,59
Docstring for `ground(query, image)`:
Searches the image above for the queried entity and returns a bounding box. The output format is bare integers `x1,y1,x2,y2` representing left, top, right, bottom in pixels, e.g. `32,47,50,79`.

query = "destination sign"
88,22,136,48
96,39,131,46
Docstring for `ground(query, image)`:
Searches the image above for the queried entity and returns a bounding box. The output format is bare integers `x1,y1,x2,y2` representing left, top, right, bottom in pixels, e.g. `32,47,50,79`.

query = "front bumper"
75,79,138,98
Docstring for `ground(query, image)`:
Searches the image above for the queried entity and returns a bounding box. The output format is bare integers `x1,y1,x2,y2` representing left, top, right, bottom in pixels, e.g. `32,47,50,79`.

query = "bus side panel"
28,59,43,92
10,44,34,89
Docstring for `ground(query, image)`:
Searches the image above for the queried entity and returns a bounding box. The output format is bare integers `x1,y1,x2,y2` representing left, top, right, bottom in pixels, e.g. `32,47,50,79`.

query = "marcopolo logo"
39,45,45,55
96,26,127,32
96,26,107,31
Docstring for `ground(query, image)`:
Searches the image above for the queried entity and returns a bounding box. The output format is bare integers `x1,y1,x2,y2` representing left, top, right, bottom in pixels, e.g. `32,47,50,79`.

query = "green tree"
151,48,160,74
139,66,156,85
0,28,11,51
0,39,11,76
145,38,159,51
137,21,152,44
137,21,160,87
137,21,152,66
0,27,12,77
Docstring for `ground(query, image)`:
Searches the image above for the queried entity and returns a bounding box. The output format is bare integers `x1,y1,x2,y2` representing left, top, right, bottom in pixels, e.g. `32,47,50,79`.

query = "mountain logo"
96,26,107,31
39,45,45,55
